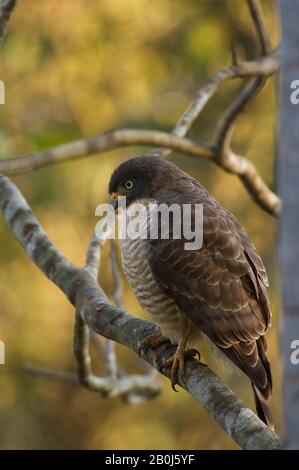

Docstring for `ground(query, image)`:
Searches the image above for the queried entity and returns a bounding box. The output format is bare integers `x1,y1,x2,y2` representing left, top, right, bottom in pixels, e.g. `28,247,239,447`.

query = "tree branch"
247,0,272,56
0,129,213,174
0,1,281,218
0,174,282,450
0,4,280,218
159,57,278,148
0,126,280,216
24,361,160,398
215,0,272,153
105,240,122,379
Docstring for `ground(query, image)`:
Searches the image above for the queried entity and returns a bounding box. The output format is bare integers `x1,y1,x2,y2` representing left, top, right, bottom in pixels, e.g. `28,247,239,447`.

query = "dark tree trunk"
278,0,299,450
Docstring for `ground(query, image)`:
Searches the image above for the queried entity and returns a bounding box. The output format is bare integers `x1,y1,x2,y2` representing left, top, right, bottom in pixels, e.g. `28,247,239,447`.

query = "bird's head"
108,155,183,208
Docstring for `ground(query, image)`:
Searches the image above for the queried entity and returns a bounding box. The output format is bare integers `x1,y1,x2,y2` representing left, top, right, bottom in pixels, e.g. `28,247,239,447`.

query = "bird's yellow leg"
161,327,200,391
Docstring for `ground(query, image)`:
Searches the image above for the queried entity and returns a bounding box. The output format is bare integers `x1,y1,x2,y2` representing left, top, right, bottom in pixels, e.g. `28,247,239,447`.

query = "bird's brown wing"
149,184,272,425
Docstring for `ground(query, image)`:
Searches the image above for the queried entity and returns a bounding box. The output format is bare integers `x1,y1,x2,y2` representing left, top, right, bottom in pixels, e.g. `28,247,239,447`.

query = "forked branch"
0,2,280,216
0,0,17,40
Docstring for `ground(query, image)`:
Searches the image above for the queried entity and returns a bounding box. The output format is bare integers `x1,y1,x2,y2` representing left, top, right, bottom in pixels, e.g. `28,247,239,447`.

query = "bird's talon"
141,333,169,351
161,347,200,390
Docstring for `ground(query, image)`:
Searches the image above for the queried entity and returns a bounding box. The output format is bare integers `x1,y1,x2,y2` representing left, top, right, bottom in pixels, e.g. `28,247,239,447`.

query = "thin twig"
25,363,79,384
0,127,280,216
0,0,283,449
247,0,272,56
110,240,125,311
74,229,112,391
0,1,280,218
0,58,279,175
0,0,17,40
0,129,213,174
24,219,161,399
215,0,272,155
73,228,161,397
25,362,161,398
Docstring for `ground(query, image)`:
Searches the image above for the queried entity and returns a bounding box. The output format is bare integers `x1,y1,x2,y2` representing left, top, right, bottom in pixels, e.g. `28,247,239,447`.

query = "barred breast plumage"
119,200,199,346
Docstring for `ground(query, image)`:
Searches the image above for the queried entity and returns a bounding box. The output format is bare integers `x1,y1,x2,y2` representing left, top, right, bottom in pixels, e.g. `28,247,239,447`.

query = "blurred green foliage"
0,0,280,449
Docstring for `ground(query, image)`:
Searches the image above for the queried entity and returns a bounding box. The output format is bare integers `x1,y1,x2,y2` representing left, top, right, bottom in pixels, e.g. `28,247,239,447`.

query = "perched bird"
108,155,273,428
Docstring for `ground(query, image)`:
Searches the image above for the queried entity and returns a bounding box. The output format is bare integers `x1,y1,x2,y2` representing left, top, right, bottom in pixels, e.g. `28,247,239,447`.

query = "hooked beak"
109,192,118,209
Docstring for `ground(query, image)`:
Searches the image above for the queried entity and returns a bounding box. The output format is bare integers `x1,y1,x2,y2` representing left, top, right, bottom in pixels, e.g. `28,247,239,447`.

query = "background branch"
0,126,280,216
0,174,282,450
25,228,161,400
0,0,17,40
215,0,272,154
0,0,280,218
105,240,122,379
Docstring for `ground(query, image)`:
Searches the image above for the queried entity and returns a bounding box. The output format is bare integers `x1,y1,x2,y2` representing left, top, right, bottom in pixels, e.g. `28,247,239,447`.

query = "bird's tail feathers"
220,337,273,428
252,383,274,430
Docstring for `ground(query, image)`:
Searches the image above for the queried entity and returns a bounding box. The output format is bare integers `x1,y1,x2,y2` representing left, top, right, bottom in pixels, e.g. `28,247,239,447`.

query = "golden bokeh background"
0,0,280,449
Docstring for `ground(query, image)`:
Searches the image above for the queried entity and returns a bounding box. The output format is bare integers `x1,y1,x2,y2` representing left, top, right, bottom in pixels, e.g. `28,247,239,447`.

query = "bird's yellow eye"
124,179,134,190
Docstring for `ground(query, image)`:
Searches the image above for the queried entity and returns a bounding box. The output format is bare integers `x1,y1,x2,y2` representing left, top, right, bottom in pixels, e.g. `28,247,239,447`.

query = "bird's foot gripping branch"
0,175,281,450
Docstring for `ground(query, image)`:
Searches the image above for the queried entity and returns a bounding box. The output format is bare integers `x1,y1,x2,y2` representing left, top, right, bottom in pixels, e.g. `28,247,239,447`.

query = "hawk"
108,155,273,428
